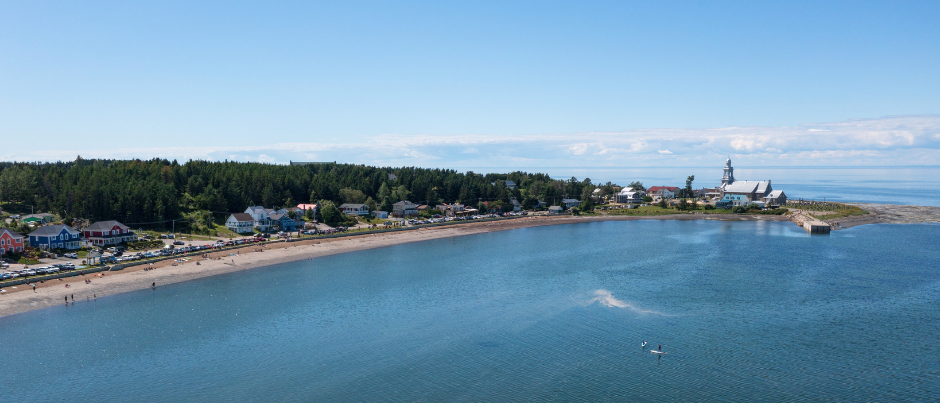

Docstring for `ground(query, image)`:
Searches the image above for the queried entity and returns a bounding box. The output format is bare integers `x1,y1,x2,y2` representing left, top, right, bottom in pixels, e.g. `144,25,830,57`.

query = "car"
63,253,77,259
173,240,184,245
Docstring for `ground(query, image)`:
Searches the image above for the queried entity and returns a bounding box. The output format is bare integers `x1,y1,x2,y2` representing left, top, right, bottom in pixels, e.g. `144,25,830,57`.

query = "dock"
789,212,831,234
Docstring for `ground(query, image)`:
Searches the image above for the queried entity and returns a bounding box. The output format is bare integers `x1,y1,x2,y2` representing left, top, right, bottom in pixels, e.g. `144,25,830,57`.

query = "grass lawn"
212,224,240,238
809,206,869,219
77,250,88,258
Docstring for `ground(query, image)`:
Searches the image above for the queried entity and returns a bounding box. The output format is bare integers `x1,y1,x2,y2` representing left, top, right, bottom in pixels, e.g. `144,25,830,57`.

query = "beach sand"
0,213,793,318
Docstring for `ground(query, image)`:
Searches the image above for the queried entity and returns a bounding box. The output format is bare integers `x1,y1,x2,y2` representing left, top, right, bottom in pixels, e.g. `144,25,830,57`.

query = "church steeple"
722,157,735,186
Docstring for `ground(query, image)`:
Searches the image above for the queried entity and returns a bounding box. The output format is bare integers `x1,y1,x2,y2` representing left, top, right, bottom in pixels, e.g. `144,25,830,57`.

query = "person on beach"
152,282,155,289
65,296,68,304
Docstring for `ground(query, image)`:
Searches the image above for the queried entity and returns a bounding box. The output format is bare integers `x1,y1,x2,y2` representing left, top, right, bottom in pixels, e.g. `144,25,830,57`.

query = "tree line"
0,158,600,230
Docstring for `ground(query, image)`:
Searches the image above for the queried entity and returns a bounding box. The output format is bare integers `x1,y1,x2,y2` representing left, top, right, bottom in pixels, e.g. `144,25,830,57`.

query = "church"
715,158,787,207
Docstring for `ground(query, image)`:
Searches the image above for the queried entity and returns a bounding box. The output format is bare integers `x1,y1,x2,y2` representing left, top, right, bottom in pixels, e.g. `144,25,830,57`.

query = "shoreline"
1,209,935,318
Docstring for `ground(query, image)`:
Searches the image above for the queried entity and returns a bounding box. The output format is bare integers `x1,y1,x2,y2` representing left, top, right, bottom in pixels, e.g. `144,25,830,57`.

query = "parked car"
173,240,184,245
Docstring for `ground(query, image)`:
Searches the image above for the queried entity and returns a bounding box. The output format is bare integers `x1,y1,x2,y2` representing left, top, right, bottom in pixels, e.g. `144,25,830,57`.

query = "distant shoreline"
3,208,938,319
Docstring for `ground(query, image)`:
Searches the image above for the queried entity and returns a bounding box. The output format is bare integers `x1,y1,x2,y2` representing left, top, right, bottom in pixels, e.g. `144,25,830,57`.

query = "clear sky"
2,1,939,167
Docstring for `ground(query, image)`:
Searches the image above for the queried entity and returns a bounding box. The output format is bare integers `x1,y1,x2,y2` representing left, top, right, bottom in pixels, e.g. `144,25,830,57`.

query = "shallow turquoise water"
2,221,939,402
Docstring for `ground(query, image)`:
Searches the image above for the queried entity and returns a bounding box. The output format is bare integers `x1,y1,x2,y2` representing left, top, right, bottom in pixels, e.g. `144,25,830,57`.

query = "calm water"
2,221,939,402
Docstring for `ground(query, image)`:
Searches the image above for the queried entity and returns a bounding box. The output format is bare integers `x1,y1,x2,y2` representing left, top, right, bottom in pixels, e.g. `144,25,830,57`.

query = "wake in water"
584,289,667,315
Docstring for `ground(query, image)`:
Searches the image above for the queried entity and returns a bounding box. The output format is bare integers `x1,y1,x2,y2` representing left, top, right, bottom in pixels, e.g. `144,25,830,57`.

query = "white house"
373,211,389,219
244,206,273,231
226,213,255,234
763,190,787,206
647,186,679,199
562,199,581,208
616,188,644,204
339,203,371,216
548,206,564,214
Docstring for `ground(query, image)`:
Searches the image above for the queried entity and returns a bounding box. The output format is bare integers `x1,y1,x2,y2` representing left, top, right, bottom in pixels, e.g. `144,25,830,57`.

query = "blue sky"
2,1,939,167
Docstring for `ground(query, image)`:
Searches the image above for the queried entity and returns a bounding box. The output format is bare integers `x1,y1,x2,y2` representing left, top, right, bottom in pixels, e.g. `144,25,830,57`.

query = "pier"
789,212,831,234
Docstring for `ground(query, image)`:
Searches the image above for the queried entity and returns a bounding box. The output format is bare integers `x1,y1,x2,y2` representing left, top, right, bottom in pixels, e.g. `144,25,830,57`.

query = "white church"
715,158,787,207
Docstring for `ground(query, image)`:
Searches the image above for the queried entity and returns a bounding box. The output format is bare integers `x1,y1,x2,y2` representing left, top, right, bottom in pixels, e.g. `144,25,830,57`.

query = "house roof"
245,206,271,215
723,181,770,194
505,180,516,187
269,213,291,221
85,220,129,232
22,213,54,219
562,198,579,203
229,213,254,222
296,204,318,210
648,186,679,192
392,200,414,207
0,228,24,238
765,190,785,198
28,224,78,236
549,205,563,210
339,203,368,209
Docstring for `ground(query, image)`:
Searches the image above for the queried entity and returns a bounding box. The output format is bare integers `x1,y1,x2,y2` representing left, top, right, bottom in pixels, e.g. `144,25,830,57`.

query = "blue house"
269,213,299,231
29,224,82,250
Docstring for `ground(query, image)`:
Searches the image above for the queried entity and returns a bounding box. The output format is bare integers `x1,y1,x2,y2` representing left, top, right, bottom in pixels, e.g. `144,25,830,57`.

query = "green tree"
628,181,646,191
339,188,368,204
319,200,343,226
684,175,695,198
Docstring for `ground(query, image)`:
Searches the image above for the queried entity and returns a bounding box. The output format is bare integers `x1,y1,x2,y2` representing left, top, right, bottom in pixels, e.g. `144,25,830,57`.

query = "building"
373,211,389,219
616,188,644,204
505,180,517,189
510,198,521,212
548,206,564,214
436,203,465,217
268,213,299,231
392,201,418,217
763,190,787,206
21,213,55,225
226,213,255,234
83,220,137,246
647,186,679,199
339,203,371,216
562,199,581,208
296,204,318,219
245,206,272,231
721,157,735,186
0,228,25,254
28,224,81,250
721,180,772,203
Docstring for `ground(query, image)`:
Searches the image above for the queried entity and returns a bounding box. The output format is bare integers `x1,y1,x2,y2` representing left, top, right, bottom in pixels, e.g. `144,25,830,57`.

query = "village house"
562,198,581,209
245,206,273,231
226,213,255,234
83,220,137,246
548,206,564,214
339,203,371,216
268,213,300,231
616,187,645,204
28,224,81,250
763,190,787,206
0,228,25,254
21,213,55,225
392,201,419,217
647,186,679,199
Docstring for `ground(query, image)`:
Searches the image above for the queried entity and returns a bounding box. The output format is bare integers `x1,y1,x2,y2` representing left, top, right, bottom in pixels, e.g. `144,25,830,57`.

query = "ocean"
1,220,938,402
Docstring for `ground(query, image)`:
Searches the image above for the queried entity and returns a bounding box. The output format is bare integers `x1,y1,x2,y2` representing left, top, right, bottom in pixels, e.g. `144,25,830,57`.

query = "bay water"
2,220,938,401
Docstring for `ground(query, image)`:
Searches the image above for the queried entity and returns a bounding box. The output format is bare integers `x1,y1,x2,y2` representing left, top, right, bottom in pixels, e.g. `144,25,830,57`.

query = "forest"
0,158,603,231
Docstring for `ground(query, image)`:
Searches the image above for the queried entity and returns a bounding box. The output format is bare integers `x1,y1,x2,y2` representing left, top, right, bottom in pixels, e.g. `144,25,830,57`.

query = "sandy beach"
0,211,890,318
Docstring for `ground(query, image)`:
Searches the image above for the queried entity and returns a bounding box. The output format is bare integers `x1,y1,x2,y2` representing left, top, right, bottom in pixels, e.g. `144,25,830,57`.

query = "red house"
83,220,137,246
0,228,25,255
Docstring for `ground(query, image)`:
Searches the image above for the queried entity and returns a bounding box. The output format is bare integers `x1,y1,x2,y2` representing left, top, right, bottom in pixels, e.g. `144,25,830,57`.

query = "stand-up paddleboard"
650,350,667,355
